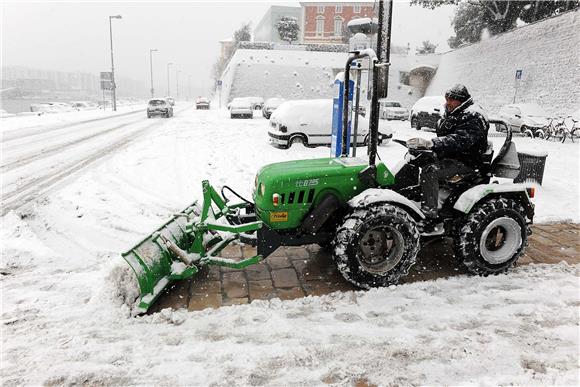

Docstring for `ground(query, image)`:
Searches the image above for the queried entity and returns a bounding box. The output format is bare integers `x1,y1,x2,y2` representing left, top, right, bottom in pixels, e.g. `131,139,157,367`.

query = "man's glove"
407,137,433,149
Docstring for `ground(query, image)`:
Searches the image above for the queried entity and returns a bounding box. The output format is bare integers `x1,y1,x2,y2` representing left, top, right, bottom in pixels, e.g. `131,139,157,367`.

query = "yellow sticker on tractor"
270,211,288,222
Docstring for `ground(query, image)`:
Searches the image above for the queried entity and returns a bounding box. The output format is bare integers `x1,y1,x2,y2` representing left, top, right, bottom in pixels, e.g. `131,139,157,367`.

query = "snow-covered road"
1,106,578,385
1,106,187,215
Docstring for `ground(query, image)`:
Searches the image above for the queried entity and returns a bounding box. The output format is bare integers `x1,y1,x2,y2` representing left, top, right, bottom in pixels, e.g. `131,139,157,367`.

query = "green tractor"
122,1,534,313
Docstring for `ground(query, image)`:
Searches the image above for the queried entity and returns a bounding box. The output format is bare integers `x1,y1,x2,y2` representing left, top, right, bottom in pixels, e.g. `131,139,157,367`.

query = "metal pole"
188,75,192,101
108,15,121,111
368,0,391,166
176,70,181,100
149,49,157,98
352,66,362,157
166,63,173,96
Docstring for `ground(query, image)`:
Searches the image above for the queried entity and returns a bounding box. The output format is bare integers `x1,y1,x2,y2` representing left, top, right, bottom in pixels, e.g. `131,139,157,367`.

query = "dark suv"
147,98,173,118
410,96,445,131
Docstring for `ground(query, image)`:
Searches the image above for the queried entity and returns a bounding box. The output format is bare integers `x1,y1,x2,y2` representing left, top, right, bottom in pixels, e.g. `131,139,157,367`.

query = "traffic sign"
100,80,113,90
515,70,523,80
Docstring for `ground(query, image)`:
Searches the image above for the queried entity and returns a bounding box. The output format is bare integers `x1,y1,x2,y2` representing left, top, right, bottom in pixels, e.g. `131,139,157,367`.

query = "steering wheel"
393,139,408,147
393,138,437,165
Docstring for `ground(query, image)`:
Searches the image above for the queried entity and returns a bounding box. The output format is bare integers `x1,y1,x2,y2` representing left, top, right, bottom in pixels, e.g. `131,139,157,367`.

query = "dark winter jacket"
431,98,490,167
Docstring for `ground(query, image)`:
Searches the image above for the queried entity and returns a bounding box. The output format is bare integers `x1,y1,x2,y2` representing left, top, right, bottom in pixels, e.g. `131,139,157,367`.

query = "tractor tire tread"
453,197,528,276
333,204,420,289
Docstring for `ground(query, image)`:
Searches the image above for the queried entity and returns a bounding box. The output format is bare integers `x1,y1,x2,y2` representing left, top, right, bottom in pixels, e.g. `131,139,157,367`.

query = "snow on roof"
228,48,348,69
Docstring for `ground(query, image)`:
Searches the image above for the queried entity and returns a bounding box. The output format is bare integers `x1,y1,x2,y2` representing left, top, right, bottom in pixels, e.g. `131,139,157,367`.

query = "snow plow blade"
122,180,263,314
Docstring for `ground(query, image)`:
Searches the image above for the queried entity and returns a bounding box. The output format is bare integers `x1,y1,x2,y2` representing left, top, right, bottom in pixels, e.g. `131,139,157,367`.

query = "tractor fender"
348,188,425,219
453,183,533,217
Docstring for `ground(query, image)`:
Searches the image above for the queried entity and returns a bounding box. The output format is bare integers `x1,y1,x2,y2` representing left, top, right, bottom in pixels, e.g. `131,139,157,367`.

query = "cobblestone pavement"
148,223,579,313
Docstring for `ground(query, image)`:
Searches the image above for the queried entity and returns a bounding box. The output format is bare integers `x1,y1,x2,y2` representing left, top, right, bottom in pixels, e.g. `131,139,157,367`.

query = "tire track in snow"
1,106,191,216
1,108,144,143
1,121,140,171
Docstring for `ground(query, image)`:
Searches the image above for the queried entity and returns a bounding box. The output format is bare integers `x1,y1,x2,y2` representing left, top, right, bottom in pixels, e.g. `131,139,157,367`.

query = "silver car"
147,98,173,118
494,103,549,134
379,99,409,120
262,98,285,119
229,98,253,119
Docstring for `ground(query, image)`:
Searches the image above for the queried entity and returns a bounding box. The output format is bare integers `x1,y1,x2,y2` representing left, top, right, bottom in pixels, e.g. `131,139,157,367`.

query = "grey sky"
1,1,455,96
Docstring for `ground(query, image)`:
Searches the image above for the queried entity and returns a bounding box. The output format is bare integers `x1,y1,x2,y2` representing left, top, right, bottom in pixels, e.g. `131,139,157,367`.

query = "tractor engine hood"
253,157,394,230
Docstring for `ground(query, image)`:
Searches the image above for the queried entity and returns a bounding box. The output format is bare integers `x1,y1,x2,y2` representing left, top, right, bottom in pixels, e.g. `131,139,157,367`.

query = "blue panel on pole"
330,77,354,158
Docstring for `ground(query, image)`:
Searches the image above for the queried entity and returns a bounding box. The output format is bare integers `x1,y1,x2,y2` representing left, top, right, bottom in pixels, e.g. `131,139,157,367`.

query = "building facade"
300,2,375,44
254,6,303,43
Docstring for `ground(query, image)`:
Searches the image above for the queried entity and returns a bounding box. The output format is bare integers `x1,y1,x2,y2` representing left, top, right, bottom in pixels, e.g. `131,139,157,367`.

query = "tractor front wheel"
333,204,420,289
453,198,528,276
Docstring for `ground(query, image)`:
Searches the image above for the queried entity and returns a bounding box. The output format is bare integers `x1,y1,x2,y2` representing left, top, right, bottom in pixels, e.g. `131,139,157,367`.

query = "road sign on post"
513,69,523,102
100,72,113,90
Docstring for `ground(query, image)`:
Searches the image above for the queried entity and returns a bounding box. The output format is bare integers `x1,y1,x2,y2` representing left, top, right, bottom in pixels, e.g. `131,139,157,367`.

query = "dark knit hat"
445,84,471,102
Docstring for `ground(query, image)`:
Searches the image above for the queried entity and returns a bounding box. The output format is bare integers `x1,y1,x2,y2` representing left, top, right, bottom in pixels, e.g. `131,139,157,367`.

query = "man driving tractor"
405,84,490,219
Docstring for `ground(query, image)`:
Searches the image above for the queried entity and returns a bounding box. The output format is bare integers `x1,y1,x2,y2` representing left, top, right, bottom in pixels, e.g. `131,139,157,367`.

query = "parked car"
229,98,253,119
0,109,15,118
379,99,409,120
491,103,549,135
268,99,392,149
247,96,265,110
70,101,96,110
195,97,210,110
147,98,173,118
410,96,445,131
262,98,285,119
165,96,175,106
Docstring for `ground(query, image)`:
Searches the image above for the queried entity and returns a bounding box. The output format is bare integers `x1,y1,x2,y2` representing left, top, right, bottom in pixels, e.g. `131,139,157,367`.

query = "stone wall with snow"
219,49,440,109
219,49,346,105
426,10,580,116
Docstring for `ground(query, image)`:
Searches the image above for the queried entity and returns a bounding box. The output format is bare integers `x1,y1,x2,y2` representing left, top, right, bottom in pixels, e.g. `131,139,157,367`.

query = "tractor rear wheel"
453,198,528,276
333,204,420,289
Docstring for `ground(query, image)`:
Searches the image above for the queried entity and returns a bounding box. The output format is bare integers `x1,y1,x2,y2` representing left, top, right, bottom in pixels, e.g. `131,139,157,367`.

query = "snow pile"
426,9,580,116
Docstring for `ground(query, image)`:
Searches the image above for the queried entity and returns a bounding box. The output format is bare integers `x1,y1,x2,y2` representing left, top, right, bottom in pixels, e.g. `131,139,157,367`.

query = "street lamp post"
176,70,181,100
166,62,174,96
108,15,122,111
188,75,192,101
149,49,158,98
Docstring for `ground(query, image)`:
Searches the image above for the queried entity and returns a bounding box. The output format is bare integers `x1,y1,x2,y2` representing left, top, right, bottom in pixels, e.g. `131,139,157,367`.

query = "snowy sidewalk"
150,223,580,313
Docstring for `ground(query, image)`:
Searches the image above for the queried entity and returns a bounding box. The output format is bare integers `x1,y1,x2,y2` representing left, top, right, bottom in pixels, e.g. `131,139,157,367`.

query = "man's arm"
431,115,486,157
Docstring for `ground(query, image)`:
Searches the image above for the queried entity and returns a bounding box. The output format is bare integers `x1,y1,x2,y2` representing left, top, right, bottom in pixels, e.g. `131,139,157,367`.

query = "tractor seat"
445,141,494,185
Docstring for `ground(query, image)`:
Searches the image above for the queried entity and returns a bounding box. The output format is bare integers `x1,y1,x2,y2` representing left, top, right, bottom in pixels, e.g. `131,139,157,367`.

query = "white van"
268,99,392,148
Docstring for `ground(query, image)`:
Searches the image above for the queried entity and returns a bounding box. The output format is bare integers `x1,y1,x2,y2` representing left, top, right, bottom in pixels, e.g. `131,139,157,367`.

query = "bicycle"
559,116,580,143
540,117,559,141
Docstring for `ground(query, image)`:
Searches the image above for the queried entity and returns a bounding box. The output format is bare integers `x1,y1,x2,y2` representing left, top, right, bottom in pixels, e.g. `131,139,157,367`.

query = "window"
334,17,343,36
354,5,361,13
316,17,325,36
336,5,343,13
317,6,324,13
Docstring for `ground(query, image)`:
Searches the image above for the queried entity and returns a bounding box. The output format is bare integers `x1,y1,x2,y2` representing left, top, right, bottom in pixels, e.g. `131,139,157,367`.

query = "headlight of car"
280,125,287,133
